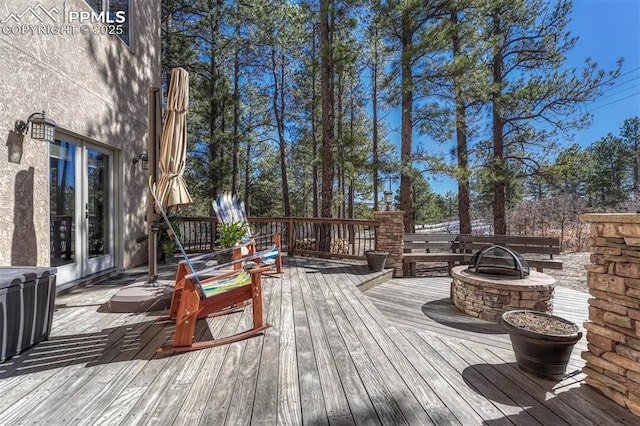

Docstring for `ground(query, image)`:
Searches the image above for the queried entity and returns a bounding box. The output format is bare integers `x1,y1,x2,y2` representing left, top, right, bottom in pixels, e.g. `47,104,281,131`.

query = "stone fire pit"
451,265,556,322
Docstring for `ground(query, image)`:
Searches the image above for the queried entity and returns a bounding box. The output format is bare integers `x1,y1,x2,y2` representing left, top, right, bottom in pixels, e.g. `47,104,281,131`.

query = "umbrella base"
108,280,174,313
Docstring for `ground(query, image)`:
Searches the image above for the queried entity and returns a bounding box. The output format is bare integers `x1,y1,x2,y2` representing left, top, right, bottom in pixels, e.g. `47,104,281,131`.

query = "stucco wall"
0,0,160,270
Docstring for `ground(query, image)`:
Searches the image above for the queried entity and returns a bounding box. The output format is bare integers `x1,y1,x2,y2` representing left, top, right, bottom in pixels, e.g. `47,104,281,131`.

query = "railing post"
274,233,283,273
288,217,295,256
374,210,404,277
214,220,217,251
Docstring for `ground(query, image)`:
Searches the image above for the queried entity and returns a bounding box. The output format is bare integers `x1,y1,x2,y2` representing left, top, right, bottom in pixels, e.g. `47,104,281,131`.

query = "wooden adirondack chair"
162,243,280,322
161,191,283,325
157,248,275,353
149,183,280,353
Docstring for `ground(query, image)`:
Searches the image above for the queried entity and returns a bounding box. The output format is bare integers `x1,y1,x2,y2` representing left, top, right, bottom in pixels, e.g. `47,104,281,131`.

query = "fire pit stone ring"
451,265,556,323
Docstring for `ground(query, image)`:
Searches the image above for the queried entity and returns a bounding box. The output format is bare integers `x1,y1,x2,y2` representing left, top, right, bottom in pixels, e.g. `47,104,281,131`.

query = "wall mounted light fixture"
15,111,57,143
133,152,149,170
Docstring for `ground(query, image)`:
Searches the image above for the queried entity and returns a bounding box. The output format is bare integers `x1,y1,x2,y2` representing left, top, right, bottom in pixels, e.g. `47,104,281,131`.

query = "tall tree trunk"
349,85,355,218
207,4,222,209
271,49,292,217
400,10,414,233
208,53,219,202
311,24,319,218
337,73,344,219
244,142,251,216
372,31,379,211
231,19,240,194
451,9,471,234
320,0,334,251
220,96,227,188
491,12,507,235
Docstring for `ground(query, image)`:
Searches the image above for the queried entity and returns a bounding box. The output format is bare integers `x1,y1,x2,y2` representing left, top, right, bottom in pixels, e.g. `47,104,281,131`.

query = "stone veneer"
373,211,404,277
580,213,640,417
450,265,555,322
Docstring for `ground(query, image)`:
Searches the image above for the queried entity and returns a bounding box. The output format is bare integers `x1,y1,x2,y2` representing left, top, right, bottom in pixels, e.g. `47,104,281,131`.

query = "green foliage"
587,134,631,206
522,117,640,211
411,174,448,225
534,144,591,199
470,141,526,213
216,221,247,248
479,0,620,233
158,0,627,229
136,216,182,259
621,117,640,193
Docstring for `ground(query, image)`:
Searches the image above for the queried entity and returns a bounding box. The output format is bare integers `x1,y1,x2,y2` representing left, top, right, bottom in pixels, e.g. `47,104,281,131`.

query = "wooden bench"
459,234,562,273
403,233,464,277
403,233,562,277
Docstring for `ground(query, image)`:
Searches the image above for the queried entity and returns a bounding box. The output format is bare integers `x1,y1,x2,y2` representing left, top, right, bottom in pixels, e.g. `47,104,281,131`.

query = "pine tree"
587,134,631,206
483,0,620,234
621,117,640,197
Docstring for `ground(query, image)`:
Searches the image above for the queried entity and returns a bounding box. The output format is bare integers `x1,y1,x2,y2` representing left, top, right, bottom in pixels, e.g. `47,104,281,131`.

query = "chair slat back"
213,192,252,242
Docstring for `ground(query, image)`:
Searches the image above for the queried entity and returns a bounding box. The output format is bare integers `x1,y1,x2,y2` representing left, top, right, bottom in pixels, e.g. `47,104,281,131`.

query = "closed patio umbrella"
156,67,193,212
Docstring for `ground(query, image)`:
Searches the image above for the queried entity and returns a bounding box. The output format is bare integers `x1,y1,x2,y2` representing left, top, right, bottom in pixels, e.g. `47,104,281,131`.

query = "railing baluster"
177,216,381,260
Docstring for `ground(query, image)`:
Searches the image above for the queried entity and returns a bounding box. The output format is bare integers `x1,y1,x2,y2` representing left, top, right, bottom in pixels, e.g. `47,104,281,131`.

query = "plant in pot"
501,310,583,380
135,215,182,263
216,221,248,264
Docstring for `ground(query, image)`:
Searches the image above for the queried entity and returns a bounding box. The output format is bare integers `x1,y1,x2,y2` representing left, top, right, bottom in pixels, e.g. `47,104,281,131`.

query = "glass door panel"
50,140,78,283
85,148,113,274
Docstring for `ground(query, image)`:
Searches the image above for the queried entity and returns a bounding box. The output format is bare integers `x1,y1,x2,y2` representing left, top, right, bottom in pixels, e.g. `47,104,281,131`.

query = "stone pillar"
580,213,640,416
374,211,404,277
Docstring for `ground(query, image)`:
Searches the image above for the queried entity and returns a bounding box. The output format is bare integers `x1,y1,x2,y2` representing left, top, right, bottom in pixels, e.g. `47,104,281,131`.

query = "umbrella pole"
147,87,161,283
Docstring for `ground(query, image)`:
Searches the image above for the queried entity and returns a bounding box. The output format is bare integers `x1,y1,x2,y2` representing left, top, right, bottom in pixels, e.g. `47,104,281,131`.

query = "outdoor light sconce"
14,111,57,143
133,152,149,170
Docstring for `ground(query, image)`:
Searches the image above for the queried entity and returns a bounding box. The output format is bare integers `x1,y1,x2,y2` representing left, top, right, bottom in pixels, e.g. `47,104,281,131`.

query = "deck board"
365,277,589,366
275,263,302,425
224,274,277,426
300,262,375,425
311,263,421,425
251,275,282,426
173,311,242,425
303,261,381,425
290,262,329,425
0,258,637,425
328,265,455,424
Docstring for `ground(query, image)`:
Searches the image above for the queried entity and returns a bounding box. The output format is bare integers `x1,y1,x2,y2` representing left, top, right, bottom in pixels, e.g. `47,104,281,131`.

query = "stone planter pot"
365,250,389,272
501,310,582,380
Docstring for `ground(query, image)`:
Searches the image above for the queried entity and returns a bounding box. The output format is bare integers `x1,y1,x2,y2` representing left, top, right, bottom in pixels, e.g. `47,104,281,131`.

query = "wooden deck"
1,257,638,425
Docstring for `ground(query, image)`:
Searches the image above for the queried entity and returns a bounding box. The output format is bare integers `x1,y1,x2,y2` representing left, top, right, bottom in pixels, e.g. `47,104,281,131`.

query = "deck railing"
178,216,380,260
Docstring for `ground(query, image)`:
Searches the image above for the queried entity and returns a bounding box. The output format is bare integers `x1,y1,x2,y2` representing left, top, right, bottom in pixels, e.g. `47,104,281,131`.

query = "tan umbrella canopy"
156,67,193,213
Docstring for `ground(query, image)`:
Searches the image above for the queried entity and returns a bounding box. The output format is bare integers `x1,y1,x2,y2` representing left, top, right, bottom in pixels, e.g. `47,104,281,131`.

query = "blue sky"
413,0,640,195
567,0,640,147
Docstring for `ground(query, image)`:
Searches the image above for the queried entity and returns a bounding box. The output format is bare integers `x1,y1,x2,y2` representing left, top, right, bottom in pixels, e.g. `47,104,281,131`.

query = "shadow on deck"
365,275,638,425
0,257,637,425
